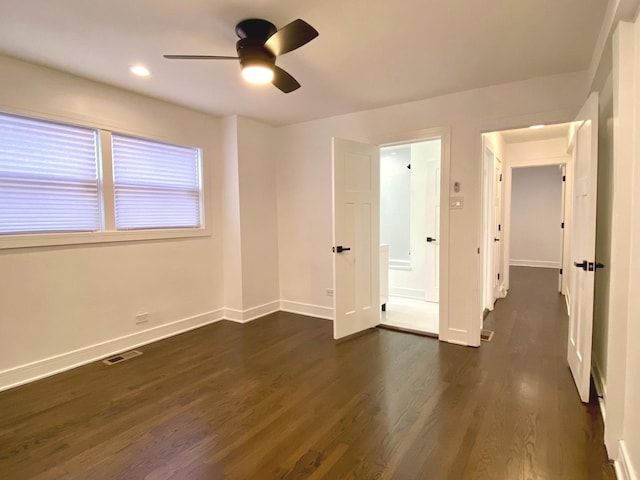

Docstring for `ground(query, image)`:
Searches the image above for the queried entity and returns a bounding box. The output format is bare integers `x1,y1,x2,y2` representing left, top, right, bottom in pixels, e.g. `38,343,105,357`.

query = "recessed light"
129,65,150,77
391,152,397,155
529,124,545,130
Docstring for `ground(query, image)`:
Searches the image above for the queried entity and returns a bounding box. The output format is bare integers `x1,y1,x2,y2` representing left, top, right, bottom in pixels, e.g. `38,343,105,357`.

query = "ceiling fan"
164,18,319,93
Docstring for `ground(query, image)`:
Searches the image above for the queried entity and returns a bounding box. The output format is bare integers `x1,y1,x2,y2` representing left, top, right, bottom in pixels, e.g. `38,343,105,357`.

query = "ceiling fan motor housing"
235,18,277,40
236,37,276,69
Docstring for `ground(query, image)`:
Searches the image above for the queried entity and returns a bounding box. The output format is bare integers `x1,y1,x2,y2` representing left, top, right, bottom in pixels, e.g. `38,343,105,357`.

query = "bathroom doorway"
379,138,441,335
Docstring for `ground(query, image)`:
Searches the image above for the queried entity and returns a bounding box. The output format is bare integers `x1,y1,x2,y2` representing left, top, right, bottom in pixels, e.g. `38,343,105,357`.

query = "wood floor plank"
0,268,615,479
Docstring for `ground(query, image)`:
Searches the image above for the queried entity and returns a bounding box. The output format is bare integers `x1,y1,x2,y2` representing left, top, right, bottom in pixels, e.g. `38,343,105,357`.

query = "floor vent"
102,350,143,365
481,329,494,342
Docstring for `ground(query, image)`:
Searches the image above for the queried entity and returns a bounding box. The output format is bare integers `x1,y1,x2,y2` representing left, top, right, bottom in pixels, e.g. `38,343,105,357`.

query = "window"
111,135,201,230
0,111,206,248
0,113,101,234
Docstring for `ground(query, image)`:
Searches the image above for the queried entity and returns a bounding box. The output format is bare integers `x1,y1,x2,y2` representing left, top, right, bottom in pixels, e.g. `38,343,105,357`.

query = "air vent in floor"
481,329,494,342
102,350,143,365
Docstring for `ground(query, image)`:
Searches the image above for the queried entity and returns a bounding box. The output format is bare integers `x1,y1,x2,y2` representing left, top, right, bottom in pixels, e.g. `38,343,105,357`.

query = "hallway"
0,268,614,479
476,266,613,479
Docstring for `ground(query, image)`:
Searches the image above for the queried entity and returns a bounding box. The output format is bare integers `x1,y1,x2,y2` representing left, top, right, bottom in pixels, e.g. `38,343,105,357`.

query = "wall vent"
102,350,143,365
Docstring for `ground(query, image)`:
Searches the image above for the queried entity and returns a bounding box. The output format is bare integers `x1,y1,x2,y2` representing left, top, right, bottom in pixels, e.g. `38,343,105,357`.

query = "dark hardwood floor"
0,267,614,479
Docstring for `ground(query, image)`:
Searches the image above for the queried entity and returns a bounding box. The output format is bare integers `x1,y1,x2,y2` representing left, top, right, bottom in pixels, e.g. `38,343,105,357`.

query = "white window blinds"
0,113,100,234
111,134,201,230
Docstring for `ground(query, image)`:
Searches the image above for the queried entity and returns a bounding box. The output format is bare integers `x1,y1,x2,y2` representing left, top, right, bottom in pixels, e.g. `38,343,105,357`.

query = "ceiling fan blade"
264,19,318,56
272,66,300,93
163,55,239,60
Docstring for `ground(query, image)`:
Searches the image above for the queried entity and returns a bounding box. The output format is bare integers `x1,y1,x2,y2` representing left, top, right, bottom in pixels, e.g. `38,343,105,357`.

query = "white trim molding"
224,301,281,324
615,441,638,480
279,300,334,320
509,259,562,268
0,309,224,392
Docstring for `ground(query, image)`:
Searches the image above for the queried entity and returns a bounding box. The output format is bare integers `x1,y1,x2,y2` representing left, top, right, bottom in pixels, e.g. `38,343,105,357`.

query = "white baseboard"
279,300,334,320
388,286,425,299
440,327,473,347
510,259,561,269
224,301,281,324
0,309,225,393
615,441,638,480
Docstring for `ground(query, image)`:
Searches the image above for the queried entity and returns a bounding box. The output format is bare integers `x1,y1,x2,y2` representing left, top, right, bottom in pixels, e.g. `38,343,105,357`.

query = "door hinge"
498,224,501,232
563,175,566,182
499,173,503,182
497,273,500,280
561,222,564,229
560,268,563,275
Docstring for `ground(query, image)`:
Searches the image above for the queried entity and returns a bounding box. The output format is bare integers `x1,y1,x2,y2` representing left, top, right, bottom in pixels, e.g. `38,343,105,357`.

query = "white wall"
592,72,614,401
276,71,588,346
622,15,640,476
236,116,280,312
509,166,564,268
222,116,243,312
0,55,224,389
380,146,411,264
600,20,640,478
221,116,280,321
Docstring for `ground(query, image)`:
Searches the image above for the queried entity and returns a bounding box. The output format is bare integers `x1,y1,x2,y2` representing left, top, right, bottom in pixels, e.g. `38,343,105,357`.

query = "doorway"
480,122,573,331
379,138,441,335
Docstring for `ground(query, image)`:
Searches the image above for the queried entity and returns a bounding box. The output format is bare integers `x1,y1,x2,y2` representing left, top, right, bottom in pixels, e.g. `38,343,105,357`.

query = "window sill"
0,227,211,250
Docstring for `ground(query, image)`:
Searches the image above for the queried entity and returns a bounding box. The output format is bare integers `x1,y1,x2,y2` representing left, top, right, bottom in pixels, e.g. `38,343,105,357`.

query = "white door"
492,157,503,300
333,138,380,340
559,165,567,293
424,157,440,302
568,92,599,403
482,146,495,312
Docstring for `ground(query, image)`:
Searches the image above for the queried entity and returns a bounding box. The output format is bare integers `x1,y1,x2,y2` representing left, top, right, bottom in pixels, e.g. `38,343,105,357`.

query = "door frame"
376,127,450,340
502,156,573,299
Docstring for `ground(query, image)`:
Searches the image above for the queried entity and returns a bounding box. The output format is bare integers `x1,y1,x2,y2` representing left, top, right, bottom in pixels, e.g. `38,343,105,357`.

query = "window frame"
110,132,204,231
0,111,210,250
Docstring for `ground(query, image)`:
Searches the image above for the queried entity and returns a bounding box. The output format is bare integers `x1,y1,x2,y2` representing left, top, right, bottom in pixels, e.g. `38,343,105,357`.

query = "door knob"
333,245,351,253
494,238,500,242
426,237,437,243
574,260,588,271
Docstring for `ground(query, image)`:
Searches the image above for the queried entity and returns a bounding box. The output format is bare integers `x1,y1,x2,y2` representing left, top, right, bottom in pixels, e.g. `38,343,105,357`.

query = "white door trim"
474,109,577,346
502,156,572,294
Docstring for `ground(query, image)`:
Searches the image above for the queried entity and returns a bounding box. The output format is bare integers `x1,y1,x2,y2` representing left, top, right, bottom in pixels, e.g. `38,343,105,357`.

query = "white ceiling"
0,0,607,125
500,123,572,144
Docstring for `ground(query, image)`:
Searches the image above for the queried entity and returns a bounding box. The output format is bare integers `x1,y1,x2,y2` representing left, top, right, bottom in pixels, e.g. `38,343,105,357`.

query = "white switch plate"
450,196,464,209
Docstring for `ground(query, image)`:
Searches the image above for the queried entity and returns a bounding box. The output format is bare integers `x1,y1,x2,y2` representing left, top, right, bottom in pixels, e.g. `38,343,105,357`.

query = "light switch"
450,197,464,209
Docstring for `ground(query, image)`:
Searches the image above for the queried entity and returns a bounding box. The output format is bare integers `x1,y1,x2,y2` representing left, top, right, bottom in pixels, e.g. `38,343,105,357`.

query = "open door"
559,165,567,293
567,92,599,403
332,138,380,340
492,157,504,300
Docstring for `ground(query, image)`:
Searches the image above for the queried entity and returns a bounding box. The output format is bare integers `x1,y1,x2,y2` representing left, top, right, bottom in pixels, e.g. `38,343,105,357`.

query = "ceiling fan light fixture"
129,64,150,77
242,64,274,84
